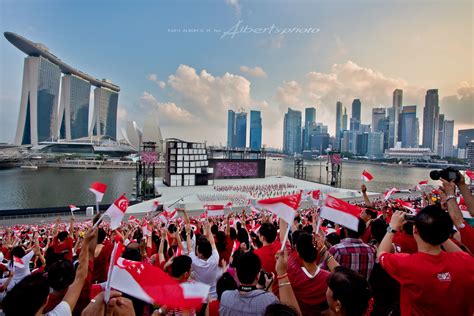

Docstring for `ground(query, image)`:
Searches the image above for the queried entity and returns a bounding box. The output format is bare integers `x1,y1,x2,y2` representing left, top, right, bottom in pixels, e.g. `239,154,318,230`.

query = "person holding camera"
377,207,474,315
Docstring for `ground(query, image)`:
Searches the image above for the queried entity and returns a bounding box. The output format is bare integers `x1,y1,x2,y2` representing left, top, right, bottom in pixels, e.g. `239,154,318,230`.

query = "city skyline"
0,0,472,148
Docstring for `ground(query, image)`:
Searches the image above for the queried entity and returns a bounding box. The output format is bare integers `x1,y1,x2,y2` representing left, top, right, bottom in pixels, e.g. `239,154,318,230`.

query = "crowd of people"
0,173,473,316
214,183,298,198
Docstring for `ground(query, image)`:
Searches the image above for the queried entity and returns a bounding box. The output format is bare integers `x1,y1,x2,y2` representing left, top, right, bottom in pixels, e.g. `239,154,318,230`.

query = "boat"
20,165,38,170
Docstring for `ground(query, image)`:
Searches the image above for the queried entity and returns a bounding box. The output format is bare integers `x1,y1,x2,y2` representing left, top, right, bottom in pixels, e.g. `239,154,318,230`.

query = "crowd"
0,173,473,316
214,183,298,198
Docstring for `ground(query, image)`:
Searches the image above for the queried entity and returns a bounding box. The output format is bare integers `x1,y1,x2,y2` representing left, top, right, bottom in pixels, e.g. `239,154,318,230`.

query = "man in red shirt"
254,222,280,295
378,207,474,316
51,217,75,262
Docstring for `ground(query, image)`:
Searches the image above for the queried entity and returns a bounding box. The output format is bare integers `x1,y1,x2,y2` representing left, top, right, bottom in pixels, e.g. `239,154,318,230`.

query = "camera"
404,214,416,221
429,167,461,182
258,270,273,287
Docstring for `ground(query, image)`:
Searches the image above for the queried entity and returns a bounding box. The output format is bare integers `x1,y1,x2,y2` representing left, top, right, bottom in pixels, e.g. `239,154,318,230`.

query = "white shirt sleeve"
22,250,35,263
45,301,72,316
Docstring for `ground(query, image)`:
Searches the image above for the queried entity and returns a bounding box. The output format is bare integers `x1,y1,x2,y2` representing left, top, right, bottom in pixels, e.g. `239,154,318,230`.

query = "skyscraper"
235,111,247,148
342,107,348,131
5,32,120,145
58,74,91,140
351,99,361,131
392,89,403,145
367,132,384,158
458,129,474,149
335,101,343,138
303,107,316,150
443,120,454,157
283,108,302,154
400,105,418,148
371,108,386,133
91,86,119,139
249,110,262,150
422,89,440,151
15,56,61,145
227,110,236,148
437,114,445,156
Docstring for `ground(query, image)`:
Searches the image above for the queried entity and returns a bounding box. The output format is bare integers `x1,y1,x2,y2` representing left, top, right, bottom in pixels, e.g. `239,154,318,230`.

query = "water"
0,159,439,210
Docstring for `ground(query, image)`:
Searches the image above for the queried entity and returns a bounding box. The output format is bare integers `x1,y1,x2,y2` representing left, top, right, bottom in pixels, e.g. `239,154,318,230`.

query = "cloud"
240,66,268,78
147,73,166,89
275,60,425,136
440,82,474,137
226,0,241,17
140,92,193,124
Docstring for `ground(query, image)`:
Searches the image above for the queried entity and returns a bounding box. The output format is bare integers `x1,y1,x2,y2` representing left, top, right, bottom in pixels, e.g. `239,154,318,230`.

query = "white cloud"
441,82,474,143
147,73,166,89
140,92,193,124
226,0,241,17
240,66,268,78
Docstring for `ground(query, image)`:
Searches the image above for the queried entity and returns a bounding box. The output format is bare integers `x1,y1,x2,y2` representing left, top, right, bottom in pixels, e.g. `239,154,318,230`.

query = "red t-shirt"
393,232,418,254
380,251,474,316
459,223,474,253
93,242,114,283
51,236,74,261
287,248,330,315
254,241,281,295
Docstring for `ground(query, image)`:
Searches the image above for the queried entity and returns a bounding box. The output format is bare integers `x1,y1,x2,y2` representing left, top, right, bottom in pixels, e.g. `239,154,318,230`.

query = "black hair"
370,218,388,244
264,303,299,316
229,227,237,240
259,222,277,243
290,230,305,248
47,260,75,291
3,273,50,316
296,232,317,263
215,231,227,252
180,228,194,241
122,243,142,262
10,246,26,260
57,231,68,242
302,225,313,235
216,272,237,300
415,205,453,246
402,221,414,236
97,228,107,244
328,266,371,316
211,224,219,236
236,251,261,284
196,238,212,259
168,224,177,234
346,218,366,239
170,255,192,278
365,209,378,220
237,228,249,244
326,232,341,247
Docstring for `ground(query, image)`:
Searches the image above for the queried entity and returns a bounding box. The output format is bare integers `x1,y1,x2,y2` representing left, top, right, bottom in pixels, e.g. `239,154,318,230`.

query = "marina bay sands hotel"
4,32,120,146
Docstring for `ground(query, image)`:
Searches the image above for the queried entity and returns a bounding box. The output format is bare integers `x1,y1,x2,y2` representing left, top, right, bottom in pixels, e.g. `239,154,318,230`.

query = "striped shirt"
328,238,376,280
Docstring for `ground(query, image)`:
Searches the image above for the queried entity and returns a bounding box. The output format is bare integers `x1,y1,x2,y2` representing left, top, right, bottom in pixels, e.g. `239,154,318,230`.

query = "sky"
0,0,473,148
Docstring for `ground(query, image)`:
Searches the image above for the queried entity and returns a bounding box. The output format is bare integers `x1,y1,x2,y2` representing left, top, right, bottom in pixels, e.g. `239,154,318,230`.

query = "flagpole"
96,200,100,215
315,216,322,235
92,213,106,229
104,242,119,303
280,224,291,252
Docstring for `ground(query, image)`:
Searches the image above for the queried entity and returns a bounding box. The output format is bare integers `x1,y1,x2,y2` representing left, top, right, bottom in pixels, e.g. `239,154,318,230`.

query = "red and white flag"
418,180,428,185
69,205,80,212
104,194,129,230
89,182,107,202
305,190,321,206
395,199,416,214
384,188,398,200
225,202,233,209
466,170,474,180
255,193,301,224
159,209,178,223
204,204,225,217
361,170,374,182
320,195,361,231
13,256,25,269
110,257,210,310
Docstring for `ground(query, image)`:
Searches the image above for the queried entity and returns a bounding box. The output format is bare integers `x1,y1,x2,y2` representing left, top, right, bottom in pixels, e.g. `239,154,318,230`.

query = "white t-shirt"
189,248,219,298
7,251,34,291
45,301,71,316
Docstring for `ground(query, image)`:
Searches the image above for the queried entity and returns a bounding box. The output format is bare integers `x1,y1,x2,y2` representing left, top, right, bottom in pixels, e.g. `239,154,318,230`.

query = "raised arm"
377,211,405,260
275,249,301,315
361,184,374,208
456,176,474,216
204,221,216,250
69,217,75,237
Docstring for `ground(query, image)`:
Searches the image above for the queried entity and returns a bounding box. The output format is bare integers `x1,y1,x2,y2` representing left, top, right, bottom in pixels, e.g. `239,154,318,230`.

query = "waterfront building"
342,107,348,131
391,89,403,147
437,118,454,158
235,111,247,148
367,132,384,159
309,133,330,153
458,129,474,150
336,102,343,138
350,99,361,132
384,147,434,161
422,89,440,151
468,141,474,168
58,74,91,140
249,110,262,150
303,107,316,150
121,121,142,150
4,32,120,145
283,108,302,154
356,133,369,156
400,105,418,148
227,110,236,148
372,108,386,133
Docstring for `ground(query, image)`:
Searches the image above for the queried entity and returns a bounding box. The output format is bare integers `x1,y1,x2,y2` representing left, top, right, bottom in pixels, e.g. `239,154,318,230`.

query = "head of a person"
370,218,388,244
97,228,107,244
229,227,237,240
237,228,249,244
10,246,26,259
47,259,75,291
414,205,453,246
196,237,212,260
326,266,371,316
264,303,299,316
211,224,219,236
258,222,277,244
360,209,378,222
57,231,68,242
326,232,341,247
345,218,366,239
290,229,304,248
170,255,192,280
236,251,261,285
3,273,50,316
122,242,142,262
168,224,177,234
215,231,227,252
296,232,317,263
216,272,238,301
180,228,193,241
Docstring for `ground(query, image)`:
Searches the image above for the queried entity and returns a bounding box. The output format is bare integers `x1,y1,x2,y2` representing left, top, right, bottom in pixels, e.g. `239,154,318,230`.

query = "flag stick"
104,242,119,303
92,213,106,229
96,200,100,215
280,224,291,252
315,216,322,235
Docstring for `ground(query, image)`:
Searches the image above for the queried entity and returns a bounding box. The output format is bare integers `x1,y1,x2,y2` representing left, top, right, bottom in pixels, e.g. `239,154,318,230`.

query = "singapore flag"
104,194,129,230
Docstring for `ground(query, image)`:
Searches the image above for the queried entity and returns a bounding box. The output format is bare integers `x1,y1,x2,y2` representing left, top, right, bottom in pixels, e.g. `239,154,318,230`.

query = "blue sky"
1,0,472,147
